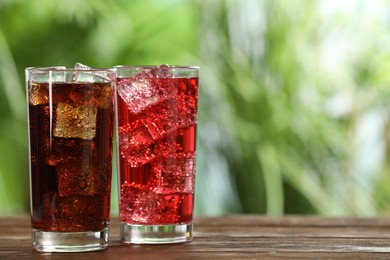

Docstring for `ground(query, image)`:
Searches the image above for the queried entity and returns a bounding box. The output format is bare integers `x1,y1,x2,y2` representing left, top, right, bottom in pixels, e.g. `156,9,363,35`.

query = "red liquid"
28,82,114,232
116,76,198,225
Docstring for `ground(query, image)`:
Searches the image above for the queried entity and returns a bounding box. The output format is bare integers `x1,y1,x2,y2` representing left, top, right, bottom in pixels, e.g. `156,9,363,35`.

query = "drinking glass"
26,67,115,252
115,65,199,244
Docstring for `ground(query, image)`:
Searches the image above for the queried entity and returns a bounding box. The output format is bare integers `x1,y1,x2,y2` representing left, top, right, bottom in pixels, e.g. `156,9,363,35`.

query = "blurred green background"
1,0,390,216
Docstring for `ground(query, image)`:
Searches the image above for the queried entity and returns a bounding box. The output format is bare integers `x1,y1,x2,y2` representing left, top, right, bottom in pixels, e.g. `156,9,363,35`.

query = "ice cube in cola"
28,66,114,233
116,65,198,226
72,62,112,83
54,102,97,140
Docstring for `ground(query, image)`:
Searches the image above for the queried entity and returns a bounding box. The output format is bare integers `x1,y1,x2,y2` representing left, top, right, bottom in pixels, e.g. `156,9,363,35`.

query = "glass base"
120,222,193,244
32,228,108,252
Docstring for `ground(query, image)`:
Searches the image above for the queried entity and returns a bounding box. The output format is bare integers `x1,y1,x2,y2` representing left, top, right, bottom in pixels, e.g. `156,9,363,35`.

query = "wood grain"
1,215,390,259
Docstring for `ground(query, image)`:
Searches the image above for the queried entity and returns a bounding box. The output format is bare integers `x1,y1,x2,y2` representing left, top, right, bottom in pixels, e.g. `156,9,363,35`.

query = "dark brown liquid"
28,82,113,232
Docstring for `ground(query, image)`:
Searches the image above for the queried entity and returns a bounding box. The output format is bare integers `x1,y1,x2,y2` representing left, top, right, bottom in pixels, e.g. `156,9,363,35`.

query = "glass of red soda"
26,66,115,252
115,65,199,244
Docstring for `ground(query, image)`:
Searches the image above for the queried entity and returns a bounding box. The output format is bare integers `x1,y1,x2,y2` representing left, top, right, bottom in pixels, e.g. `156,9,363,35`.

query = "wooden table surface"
1,215,390,259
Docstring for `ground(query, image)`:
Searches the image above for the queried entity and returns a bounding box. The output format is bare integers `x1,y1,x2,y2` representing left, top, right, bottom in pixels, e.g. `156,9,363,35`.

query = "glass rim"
25,67,115,73
114,65,199,70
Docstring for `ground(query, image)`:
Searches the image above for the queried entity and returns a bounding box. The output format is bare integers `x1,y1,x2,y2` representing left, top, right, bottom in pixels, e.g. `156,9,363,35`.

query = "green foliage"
195,0,390,216
1,0,390,216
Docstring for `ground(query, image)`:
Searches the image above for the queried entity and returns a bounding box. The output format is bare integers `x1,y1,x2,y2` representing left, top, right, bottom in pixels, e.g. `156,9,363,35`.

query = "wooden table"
1,215,390,259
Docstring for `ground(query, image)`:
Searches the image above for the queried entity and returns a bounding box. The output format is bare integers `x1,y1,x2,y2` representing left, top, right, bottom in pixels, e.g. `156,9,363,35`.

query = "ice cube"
151,64,173,78
29,82,49,105
54,103,97,140
120,185,158,223
72,62,111,83
74,63,91,71
72,63,92,83
46,138,93,166
120,185,180,224
95,84,113,109
73,72,98,83
56,159,96,197
55,195,105,231
141,99,178,140
117,73,177,114
141,94,197,140
47,137,109,196
118,121,157,167
117,77,158,114
118,121,179,167
155,133,182,158
151,153,196,194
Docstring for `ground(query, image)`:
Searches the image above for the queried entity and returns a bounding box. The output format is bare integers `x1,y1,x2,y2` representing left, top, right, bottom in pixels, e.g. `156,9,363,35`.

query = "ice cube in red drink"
117,73,178,114
118,121,157,167
120,184,193,224
140,95,197,140
151,153,196,194
118,121,179,167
